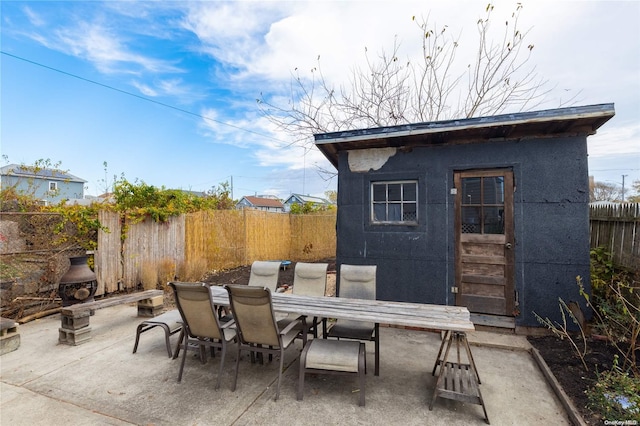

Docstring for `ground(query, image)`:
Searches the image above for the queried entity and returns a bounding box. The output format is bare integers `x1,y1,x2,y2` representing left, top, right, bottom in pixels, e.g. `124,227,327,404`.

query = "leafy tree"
626,179,640,203
112,177,235,222
590,181,621,203
207,181,235,210
289,200,334,214
324,190,337,203
258,3,567,151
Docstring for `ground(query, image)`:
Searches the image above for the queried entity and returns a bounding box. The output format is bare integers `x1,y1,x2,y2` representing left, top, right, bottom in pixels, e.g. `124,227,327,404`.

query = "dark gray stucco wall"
335,136,591,327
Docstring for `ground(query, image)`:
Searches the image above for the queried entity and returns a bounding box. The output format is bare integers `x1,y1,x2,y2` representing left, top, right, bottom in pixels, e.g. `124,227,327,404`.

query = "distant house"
283,194,333,212
236,195,284,212
0,164,86,204
314,103,615,330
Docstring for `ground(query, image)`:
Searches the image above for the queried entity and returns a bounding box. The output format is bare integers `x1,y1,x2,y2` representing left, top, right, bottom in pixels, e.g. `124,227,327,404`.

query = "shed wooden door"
454,169,515,316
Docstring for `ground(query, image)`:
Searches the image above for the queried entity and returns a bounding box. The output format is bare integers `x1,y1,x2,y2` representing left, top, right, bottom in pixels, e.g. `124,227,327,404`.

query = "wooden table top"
209,285,474,332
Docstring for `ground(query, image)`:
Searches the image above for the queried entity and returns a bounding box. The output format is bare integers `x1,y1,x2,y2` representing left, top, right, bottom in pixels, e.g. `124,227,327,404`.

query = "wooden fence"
590,203,639,271
94,210,336,296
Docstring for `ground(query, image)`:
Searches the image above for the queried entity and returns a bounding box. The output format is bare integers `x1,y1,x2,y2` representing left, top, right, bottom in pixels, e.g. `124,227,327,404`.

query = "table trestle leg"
429,331,489,424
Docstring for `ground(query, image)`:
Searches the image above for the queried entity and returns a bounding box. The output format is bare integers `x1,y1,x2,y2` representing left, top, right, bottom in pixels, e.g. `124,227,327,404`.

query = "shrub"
588,356,640,421
584,248,640,376
176,258,208,282
140,262,159,291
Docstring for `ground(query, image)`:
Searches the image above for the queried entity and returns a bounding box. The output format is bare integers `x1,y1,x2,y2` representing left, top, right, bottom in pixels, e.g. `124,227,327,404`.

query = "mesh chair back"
339,265,377,300
248,261,281,292
293,263,328,297
226,285,280,347
170,282,223,340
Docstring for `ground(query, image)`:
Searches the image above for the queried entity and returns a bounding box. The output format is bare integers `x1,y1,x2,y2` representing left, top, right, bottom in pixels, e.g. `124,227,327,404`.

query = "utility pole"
621,174,628,202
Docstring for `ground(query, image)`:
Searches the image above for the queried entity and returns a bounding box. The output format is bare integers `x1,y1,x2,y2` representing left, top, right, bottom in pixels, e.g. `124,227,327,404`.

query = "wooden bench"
59,290,164,346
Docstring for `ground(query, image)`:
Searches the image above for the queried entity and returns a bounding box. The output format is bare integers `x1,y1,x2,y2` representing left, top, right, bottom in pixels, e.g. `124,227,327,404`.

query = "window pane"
388,203,401,221
373,184,386,202
373,204,386,221
403,183,416,201
462,178,481,204
403,203,417,221
483,207,504,234
461,206,481,233
483,177,504,204
371,180,418,224
388,184,401,201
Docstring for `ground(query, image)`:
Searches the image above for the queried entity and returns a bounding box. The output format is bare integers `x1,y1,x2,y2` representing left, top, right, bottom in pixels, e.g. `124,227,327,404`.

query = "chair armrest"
221,319,236,328
279,316,305,335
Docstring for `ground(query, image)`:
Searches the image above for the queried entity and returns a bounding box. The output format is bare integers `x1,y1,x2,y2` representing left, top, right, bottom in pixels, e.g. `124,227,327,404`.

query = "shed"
314,104,615,329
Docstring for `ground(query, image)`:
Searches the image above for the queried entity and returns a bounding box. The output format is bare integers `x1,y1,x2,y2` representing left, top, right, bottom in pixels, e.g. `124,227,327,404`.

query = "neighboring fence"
1,210,336,300
590,203,640,271
0,212,85,292
94,209,337,295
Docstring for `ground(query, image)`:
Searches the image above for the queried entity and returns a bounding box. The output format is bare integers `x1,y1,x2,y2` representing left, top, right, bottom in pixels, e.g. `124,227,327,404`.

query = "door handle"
505,242,512,249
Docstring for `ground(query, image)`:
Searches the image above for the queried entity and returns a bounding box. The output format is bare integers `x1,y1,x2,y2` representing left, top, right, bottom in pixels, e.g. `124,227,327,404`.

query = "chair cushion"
142,310,183,333
328,320,375,340
305,339,362,373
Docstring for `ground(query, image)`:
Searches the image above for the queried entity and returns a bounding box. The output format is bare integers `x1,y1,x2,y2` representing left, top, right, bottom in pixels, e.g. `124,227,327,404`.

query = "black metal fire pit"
58,255,97,307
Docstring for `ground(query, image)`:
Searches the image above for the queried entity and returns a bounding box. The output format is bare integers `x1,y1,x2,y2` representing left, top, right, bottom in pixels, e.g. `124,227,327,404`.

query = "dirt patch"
528,335,638,424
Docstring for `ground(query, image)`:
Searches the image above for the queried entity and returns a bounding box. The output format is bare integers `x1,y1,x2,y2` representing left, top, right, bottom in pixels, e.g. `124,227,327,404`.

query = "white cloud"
588,121,640,157
131,81,158,97
54,22,183,75
22,5,45,27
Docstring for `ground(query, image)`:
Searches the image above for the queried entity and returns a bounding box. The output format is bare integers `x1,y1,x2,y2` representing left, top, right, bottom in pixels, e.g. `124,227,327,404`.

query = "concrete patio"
1,303,570,425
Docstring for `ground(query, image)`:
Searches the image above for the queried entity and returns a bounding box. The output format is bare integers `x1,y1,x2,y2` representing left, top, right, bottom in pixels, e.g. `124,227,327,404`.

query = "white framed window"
371,180,418,224
48,181,58,191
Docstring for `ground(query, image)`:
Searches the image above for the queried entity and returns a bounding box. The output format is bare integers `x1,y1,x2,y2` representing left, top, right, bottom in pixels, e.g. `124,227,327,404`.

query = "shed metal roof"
314,103,615,168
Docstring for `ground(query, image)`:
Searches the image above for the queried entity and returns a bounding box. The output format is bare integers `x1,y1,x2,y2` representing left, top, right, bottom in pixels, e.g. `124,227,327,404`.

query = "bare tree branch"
258,3,571,178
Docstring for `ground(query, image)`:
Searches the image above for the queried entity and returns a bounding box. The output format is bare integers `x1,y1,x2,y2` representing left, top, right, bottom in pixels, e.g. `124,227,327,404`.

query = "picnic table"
208,285,488,422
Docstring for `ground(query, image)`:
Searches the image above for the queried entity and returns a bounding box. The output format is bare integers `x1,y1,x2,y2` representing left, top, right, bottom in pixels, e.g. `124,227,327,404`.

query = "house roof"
0,164,87,183
285,194,332,205
314,104,615,168
240,196,284,208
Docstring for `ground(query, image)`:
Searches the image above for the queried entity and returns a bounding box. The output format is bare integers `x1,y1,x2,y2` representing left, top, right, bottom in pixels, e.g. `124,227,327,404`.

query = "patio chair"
169,282,237,389
248,261,282,292
132,309,183,357
326,264,380,376
298,339,366,406
225,284,306,401
277,262,329,338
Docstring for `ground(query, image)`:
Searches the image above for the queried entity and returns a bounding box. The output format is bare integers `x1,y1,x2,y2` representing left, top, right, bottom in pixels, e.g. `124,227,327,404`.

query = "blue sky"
2,1,639,199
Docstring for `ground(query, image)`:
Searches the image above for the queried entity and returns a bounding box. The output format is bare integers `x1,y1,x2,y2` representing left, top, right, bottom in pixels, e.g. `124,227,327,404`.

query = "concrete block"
61,311,91,330
138,295,164,308
0,317,20,355
58,326,92,345
137,305,163,318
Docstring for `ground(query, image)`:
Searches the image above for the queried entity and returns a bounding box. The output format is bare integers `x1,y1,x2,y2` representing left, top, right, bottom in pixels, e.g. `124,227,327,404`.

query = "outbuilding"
315,104,615,329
